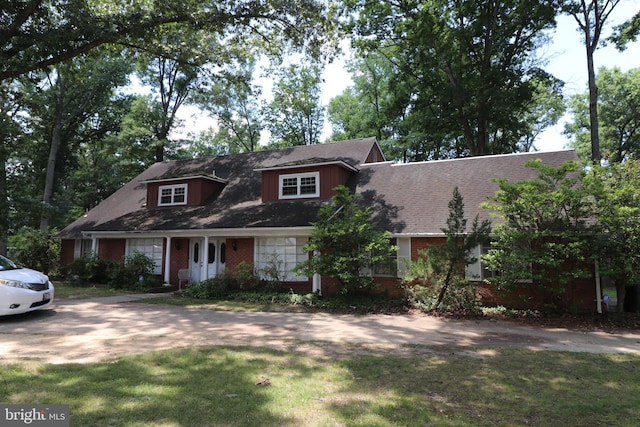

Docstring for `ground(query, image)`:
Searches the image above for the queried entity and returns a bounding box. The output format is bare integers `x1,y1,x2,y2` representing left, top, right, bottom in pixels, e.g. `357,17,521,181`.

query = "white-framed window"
158,184,187,206
465,244,532,282
279,172,319,199
372,238,398,277
465,245,489,281
255,237,308,281
74,239,94,258
127,238,163,274
364,237,410,278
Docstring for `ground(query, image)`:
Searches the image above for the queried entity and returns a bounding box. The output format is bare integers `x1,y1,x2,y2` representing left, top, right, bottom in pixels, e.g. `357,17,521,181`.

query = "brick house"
58,137,600,312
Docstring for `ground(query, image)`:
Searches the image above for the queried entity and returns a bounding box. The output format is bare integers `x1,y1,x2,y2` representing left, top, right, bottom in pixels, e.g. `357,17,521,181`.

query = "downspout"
595,259,602,314
313,273,322,295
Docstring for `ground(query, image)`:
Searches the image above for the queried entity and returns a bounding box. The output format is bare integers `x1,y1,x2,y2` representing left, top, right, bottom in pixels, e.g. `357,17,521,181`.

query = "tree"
0,80,25,254
327,52,402,143
483,159,596,312
611,9,640,48
1,1,336,82
296,185,396,295
9,50,131,230
404,187,491,310
263,64,326,147
584,160,640,312
565,67,640,163
62,95,142,224
564,0,623,163
343,0,563,158
0,0,338,252
193,60,264,153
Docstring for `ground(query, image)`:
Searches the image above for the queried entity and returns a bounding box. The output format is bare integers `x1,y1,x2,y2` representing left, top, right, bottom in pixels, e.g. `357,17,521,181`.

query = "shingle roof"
58,136,579,239
58,138,379,238
356,150,580,235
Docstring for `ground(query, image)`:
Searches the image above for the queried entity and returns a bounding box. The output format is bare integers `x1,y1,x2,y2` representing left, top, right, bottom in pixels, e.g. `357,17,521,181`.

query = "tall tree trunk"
0,144,8,255
571,0,623,163
40,69,65,230
586,42,601,162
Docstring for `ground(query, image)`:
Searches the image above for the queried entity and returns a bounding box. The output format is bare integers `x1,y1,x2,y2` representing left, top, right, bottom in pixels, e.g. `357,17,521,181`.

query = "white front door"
190,239,203,283
206,239,227,278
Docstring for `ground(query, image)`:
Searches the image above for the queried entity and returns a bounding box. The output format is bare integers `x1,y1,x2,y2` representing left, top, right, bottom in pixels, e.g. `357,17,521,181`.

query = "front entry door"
206,239,227,279
190,239,203,283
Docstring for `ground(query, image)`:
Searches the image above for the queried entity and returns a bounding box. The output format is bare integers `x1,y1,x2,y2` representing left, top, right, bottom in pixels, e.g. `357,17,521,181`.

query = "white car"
0,255,54,316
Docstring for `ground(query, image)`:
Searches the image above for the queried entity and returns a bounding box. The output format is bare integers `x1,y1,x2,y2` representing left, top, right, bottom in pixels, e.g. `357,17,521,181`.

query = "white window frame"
74,239,94,259
158,184,187,206
278,172,320,199
371,238,398,277
255,237,309,282
465,244,532,282
127,238,163,275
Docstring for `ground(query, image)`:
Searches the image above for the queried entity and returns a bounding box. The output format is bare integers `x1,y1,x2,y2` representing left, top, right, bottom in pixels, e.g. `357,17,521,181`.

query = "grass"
52,281,139,300
17,282,640,425
1,345,639,426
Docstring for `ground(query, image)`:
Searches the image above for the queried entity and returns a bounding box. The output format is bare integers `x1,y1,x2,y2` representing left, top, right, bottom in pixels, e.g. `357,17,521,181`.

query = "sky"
177,3,640,152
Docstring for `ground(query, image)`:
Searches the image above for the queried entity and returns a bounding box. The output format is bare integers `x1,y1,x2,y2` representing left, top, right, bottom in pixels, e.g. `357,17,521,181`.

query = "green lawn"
52,281,138,300
2,345,639,426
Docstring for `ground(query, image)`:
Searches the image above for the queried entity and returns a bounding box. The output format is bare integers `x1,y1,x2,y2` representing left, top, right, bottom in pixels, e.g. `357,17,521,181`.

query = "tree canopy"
340,0,563,159
1,0,337,82
296,185,395,295
565,67,640,163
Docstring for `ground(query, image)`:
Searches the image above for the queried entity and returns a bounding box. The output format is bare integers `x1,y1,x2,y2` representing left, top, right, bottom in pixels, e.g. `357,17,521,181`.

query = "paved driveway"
1,295,639,364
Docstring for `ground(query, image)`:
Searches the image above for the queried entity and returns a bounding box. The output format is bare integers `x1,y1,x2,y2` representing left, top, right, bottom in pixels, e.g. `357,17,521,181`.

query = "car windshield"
0,255,19,271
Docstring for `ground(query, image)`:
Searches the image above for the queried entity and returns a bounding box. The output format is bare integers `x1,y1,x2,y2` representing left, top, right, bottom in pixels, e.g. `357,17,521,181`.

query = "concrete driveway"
1,294,639,364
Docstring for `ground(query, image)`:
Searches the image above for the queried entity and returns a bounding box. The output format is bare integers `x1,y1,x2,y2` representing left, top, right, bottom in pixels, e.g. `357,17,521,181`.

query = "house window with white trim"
279,172,319,199
158,184,187,206
255,237,308,281
465,244,532,282
127,238,163,274
372,238,398,277
465,244,491,281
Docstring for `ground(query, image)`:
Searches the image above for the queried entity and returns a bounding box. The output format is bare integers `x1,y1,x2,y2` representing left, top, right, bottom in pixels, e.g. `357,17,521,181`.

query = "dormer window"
279,172,319,199
159,184,187,206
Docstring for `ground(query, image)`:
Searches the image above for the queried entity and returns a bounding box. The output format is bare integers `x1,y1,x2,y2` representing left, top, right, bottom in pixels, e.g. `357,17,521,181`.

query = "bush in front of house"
108,251,160,290
8,227,61,276
68,254,120,286
187,262,261,299
67,251,160,291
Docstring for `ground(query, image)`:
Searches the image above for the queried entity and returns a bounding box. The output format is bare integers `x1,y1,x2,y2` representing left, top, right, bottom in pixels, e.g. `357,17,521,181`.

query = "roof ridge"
158,137,378,165
385,149,577,167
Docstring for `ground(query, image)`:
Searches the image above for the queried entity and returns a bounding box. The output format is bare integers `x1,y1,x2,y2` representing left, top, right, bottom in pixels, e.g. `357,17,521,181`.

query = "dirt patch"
1,297,639,365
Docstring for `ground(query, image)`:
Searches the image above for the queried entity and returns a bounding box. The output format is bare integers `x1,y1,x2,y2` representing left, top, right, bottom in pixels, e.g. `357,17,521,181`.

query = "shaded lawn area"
2,346,639,426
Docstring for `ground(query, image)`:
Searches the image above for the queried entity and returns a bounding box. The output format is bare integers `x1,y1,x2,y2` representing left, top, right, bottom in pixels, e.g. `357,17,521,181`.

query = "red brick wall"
405,236,599,313
477,276,597,313
60,240,75,269
98,239,126,261
169,238,190,285
225,238,255,273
